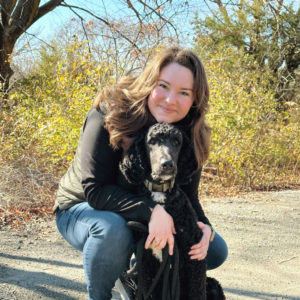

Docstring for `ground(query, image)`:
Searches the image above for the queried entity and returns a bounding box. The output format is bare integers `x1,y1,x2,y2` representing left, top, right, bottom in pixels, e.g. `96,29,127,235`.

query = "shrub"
2,40,115,172
195,44,299,189
1,40,298,191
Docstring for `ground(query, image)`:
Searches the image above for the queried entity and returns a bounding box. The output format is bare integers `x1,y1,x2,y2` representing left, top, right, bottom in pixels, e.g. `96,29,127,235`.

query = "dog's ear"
176,130,198,184
119,132,149,185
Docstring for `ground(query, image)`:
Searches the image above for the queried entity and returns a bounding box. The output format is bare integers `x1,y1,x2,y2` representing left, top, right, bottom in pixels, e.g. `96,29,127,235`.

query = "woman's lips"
160,105,176,113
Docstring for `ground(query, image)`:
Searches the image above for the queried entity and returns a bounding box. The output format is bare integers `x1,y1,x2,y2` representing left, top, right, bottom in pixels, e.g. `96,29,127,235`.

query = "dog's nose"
161,160,174,171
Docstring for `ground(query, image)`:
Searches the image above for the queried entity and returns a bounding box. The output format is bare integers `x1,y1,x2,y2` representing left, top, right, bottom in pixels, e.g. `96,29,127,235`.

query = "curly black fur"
120,123,198,186
120,123,225,300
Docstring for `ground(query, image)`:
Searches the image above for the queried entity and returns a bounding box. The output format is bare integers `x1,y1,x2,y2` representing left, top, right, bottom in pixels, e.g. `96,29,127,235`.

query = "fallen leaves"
0,204,53,228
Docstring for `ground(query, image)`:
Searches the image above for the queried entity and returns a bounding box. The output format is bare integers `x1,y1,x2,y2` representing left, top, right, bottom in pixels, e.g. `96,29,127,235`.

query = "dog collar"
144,178,175,193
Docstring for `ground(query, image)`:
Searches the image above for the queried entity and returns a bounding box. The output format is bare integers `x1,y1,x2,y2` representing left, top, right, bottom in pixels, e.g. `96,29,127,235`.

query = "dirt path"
1,190,299,300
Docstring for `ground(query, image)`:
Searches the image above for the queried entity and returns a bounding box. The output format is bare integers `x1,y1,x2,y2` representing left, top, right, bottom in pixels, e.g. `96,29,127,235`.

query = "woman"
54,47,228,300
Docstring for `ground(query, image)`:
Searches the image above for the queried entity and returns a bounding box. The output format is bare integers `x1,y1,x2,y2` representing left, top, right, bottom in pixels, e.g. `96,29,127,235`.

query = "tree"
0,0,186,108
194,0,300,103
0,1,61,100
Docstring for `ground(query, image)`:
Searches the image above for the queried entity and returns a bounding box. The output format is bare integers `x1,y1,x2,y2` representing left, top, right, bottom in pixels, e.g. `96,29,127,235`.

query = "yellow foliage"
1,40,115,172
197,46,299,188
1,40,299,190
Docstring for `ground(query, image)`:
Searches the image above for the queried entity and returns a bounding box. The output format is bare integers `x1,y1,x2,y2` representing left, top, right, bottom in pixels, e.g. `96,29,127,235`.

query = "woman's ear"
119,132,149,185
176,130,198,183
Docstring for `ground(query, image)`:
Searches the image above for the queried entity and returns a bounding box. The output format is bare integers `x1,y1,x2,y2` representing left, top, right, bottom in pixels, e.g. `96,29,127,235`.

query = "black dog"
120,123,225,300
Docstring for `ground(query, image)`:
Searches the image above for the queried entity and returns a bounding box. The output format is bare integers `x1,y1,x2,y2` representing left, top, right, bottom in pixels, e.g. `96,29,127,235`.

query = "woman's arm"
180,169,213,260
180,169,211,225
81,108,156,223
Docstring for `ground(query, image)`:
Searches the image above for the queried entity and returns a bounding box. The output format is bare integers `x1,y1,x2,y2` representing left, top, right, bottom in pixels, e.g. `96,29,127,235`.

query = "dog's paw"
206,277,226,300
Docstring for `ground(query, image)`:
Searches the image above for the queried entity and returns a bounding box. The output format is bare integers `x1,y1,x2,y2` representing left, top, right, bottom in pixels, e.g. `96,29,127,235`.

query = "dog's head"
119,123,197,186
145,123,182,183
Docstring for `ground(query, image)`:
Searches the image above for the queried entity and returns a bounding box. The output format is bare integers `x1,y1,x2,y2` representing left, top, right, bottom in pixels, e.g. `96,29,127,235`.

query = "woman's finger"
197,221,206,229
189,244,203,254
157,239,167,250
189,247,207,259
145,233,155,249
189,240,209,260
172,223,177,235
167,235,174,255
190,241,203,249
190,253,206,260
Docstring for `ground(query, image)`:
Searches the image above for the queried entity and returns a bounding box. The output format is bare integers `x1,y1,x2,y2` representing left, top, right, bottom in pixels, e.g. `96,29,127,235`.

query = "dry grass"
199,169,300,198
0,158,58,227
0,158,298,228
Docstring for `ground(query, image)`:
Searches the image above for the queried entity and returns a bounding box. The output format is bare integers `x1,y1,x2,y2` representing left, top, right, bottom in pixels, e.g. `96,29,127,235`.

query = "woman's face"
148,62,194,123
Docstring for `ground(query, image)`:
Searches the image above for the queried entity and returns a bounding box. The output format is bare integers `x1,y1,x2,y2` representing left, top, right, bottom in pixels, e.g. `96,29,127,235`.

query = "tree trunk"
0,34,14,106
0,0,63,108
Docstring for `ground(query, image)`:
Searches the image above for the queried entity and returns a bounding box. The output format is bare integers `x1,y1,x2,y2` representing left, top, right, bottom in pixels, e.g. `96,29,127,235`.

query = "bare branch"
277,0,283,12
0,1,58,49
33,0,64,22
6,0,63,39
60,3,110,26
60,2,142,52
126,0,143,24
0,2,12,28
136,0,178,35
66,5,91,53
211,0,229,20
9,0,40,36
22,30,56,50
4,0,62,43
212,0,224,8
0,0,17,15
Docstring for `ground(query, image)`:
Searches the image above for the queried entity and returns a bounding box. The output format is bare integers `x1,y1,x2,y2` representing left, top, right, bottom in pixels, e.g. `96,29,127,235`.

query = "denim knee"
206,232,228,270
56,204,134,255
90,212,133,251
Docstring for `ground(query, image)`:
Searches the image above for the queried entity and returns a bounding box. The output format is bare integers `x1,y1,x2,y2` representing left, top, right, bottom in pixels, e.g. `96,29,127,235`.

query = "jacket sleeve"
80,108,156,223
180,169,211,225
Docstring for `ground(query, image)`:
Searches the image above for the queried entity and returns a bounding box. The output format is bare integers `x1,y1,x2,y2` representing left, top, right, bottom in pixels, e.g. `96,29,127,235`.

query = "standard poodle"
120,123,225,300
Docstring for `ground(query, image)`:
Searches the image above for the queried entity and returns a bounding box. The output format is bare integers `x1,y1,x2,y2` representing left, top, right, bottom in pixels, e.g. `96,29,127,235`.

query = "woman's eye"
180,91,190,96
159,83,167,89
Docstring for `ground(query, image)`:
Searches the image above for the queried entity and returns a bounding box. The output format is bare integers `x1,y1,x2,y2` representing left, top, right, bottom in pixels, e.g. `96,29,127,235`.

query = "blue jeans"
56,202,228,300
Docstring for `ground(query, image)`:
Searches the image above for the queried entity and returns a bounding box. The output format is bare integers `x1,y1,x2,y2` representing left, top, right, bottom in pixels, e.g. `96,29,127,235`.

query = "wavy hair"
93,47,211,168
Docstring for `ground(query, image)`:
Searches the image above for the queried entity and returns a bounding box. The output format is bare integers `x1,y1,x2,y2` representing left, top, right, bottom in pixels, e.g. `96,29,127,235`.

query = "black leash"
127,221,180,300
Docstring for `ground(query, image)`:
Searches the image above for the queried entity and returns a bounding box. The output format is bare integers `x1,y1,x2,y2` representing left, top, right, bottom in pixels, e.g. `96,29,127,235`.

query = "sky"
21,0,207,48
13,0,208,71
16,0,300,55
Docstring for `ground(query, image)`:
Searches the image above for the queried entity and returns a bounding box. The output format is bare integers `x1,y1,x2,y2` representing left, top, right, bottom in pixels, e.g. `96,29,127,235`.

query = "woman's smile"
160,105,176,113
148,62,194,123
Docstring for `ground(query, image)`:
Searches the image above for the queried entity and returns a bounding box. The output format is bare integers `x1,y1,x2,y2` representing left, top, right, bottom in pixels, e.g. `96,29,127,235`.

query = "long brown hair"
94,47,211,168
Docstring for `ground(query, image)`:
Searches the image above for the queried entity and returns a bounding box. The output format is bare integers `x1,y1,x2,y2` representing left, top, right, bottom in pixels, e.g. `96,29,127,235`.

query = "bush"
195,44,299,189
1,40,298,192
2,40,115,172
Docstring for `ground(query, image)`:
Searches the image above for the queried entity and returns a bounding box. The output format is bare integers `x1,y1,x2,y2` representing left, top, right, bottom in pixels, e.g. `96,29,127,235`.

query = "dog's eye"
149,139,156,145
173,139,180,146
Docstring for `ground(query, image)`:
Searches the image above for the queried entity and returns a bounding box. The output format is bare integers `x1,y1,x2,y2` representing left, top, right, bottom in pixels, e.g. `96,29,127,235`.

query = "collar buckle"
144,178,175,193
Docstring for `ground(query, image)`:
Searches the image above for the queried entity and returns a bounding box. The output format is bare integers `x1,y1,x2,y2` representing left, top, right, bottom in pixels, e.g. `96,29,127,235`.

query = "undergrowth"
0,40,299,227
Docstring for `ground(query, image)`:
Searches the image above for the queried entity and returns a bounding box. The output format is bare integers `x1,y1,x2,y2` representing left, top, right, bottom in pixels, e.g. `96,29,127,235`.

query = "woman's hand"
188,222,212,260
145,204,176,256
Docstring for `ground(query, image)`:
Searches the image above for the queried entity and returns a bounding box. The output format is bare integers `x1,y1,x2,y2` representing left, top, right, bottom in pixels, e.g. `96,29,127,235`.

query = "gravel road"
1,190,299,300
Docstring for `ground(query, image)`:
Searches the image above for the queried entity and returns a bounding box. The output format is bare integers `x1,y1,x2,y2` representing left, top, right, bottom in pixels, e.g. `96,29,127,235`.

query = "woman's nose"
165,90,176,104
